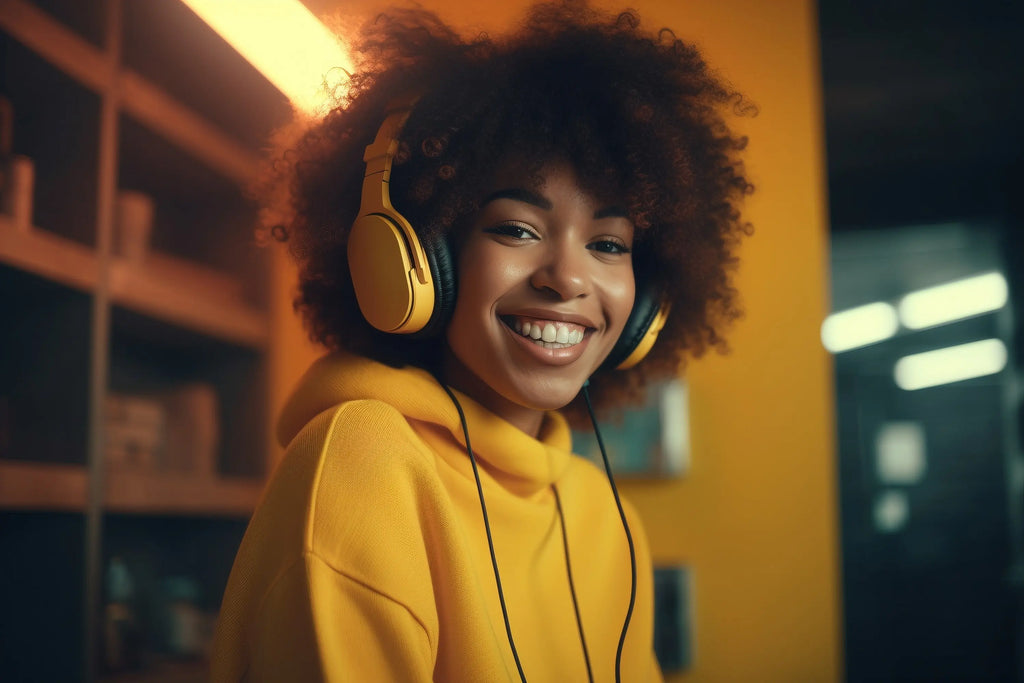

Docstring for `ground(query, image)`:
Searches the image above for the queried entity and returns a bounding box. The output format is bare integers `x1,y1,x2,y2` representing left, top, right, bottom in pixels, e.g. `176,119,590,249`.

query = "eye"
588,239,632,255
483,221,539,241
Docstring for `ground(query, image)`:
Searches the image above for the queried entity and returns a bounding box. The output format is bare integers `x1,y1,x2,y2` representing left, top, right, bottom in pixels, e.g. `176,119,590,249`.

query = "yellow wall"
615,3,841,681
275,1,840,680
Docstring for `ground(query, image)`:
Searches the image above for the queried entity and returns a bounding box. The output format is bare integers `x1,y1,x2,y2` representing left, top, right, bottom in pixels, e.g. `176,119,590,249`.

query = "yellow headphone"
347,102,669,370
348,102,436,334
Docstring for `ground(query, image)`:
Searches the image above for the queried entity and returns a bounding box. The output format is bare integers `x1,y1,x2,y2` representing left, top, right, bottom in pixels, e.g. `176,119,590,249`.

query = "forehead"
482,158,625,208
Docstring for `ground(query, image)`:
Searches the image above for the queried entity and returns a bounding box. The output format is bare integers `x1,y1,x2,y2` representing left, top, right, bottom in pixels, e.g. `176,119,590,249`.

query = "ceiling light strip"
894,338,1007,390
180,0,352,114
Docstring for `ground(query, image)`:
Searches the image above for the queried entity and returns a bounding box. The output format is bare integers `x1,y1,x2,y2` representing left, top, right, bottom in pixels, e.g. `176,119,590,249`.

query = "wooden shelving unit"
0,0,292,680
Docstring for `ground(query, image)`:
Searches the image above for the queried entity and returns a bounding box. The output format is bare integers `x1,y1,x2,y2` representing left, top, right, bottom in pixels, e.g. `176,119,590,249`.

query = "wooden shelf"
0,460,264,517
0,217,98,292
0,218,268,348
105,470,264,517
0,460,87,511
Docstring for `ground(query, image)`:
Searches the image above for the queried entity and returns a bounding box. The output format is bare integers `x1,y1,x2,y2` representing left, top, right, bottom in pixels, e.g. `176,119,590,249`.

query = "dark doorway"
819,1,1024,680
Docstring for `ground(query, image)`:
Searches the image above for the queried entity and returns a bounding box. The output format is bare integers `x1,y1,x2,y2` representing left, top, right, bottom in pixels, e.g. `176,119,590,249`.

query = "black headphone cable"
441,383,528,683
441,381,636,683
582,379,638,683
552,485,595,683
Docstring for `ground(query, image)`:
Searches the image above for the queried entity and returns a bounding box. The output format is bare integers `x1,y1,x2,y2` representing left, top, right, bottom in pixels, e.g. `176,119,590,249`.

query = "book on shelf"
105,384,220,476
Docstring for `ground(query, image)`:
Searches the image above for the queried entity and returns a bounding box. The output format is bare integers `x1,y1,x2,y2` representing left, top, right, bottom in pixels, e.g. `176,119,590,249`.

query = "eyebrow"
482,187,629,220
482,188,552,210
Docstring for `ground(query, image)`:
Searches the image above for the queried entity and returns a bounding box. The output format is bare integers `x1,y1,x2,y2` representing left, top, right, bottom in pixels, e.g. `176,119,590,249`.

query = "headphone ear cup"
348,213,427,333
410,227,456,338
603,271,667,371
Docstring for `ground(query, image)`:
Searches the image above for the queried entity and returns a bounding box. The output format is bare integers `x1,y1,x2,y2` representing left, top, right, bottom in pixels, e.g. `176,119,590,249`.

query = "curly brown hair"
262,0,754,423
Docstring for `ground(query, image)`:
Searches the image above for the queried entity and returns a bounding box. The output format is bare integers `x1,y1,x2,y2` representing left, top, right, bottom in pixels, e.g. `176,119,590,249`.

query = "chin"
501,373,587,413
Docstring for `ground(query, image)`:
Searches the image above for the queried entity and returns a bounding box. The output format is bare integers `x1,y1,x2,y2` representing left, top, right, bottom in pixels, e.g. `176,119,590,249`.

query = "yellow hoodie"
211,352,662,682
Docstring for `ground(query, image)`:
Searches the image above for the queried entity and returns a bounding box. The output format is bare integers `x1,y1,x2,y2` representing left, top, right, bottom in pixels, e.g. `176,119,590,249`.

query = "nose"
529,240,588,300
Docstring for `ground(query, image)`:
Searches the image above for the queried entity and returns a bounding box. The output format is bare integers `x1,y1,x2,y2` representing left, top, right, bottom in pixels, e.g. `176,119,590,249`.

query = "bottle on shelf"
0,94,35,232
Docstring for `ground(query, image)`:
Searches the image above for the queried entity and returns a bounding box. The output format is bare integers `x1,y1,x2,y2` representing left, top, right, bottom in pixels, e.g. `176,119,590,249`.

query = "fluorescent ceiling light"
898,271,1008,330
821,302,899,353
181,0,352,115
894,338,1007,390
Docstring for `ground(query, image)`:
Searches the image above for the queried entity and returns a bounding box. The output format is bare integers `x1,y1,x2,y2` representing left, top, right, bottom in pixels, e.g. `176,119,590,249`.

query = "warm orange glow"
180,0,352,115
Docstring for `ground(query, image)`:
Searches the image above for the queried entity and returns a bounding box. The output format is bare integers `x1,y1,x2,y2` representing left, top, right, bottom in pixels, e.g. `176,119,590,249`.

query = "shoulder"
285,398,449,555
253,399,444,553
287,398,437,479
255,397,450,600
285,398,443,510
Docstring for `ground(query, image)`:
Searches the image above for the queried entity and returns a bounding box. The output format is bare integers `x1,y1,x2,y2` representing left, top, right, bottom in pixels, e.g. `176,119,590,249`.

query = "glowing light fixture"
180,0,352,115
898,271,1008,330
894,338,1007,390
873,490,909,533
821,302,899,353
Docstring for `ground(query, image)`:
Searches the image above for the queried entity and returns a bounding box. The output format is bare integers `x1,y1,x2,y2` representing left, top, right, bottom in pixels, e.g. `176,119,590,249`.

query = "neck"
439,351,546,438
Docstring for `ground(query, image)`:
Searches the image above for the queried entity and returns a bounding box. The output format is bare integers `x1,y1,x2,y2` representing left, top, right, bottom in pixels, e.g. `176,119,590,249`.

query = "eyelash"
484,222,539,240
484,223,631,255
589,239,631,255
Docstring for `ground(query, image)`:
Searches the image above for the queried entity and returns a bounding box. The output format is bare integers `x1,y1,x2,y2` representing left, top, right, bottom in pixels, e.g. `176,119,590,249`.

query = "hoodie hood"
277,352,574,493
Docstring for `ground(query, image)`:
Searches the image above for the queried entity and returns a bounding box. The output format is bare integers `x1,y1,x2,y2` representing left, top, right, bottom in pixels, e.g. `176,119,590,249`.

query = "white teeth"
508,317,587,349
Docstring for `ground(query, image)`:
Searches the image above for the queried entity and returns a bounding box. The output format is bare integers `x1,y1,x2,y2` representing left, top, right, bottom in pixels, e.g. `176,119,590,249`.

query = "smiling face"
441,162,636,436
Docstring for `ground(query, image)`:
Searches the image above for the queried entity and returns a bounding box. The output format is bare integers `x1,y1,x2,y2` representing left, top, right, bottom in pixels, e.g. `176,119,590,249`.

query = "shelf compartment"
0,511,86,681
120,70,258,186
1,26,102,245
117,113,270,310
109,256,268,350
108,321,269,479
0,265,91,465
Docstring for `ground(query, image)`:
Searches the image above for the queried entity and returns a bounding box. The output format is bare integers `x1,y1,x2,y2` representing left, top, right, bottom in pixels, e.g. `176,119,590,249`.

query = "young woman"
211,2,751,681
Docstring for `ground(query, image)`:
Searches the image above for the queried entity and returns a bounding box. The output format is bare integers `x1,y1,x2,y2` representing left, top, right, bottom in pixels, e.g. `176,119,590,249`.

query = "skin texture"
441,163,636,436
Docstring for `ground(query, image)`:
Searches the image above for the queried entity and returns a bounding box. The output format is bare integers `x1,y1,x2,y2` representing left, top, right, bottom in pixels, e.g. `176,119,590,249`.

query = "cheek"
605,270,637,334
449,245,506,335
453,245,524,316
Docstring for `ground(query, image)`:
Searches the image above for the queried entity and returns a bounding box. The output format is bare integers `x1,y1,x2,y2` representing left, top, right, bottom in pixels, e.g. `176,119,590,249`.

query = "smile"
502,316,589,349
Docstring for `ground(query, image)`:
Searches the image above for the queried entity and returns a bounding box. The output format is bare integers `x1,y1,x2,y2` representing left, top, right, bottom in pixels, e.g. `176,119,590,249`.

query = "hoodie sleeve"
242,551,435,682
